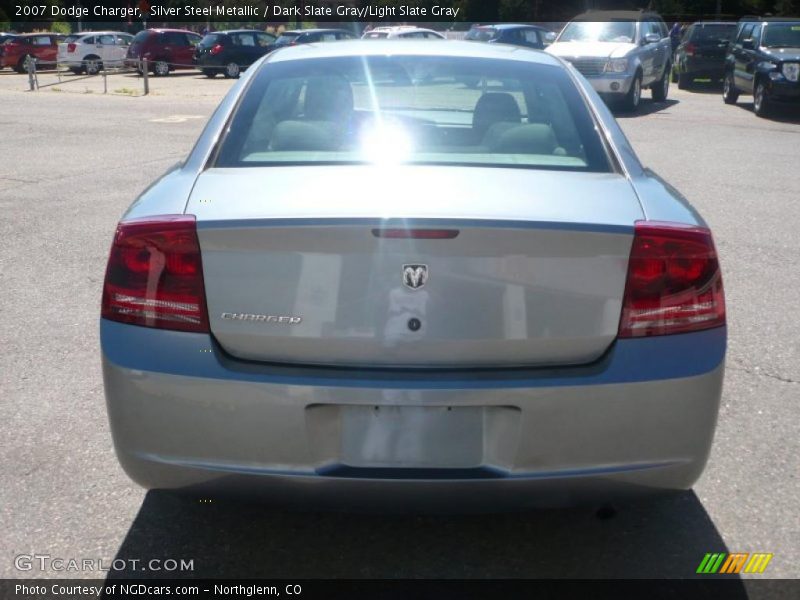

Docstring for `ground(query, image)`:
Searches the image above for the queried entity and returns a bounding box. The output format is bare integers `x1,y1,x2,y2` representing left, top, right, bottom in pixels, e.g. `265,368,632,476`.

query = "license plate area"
340,405,483,469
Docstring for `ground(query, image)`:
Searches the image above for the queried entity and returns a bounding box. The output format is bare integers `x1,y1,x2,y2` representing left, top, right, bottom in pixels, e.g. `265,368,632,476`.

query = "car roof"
147,28,198,34
573,10,661,21
371,26,416,31
281,29,353,35
739,16,800,22
691,21,737,26
472,24,543,31
73,31,130,36
212,29,270,35
266,39,561,66
391,27,442,34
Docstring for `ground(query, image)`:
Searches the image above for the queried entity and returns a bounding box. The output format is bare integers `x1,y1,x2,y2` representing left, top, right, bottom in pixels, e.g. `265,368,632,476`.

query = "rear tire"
15,56,29,74
722,71,739,104
152,60,170,77
83,55,102,75
753,79,772,118
621,72,642,112
223,62,240,79
652,64,671,101
677,72,690,90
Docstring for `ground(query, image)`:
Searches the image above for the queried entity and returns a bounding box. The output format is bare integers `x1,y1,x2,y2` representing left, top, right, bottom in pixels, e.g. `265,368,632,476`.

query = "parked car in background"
672,22,737,89
195,30,276,79
723,17,800,117
274,29,356,47
546,10,673,111
363,26,445,40
0,33,65,73
125,29,202,76
0,33,18,69
57,31,133,75
101,41,726,510
465,23,553,49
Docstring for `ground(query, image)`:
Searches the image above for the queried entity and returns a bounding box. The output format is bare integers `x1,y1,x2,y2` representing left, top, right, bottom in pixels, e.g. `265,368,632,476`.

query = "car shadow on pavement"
678,82,724,94
614,98,679,118
732,102,800,124
107,489,745,584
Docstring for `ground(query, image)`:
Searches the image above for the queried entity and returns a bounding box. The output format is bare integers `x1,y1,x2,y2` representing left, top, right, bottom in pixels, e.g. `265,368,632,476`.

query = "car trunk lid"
187,165,642,368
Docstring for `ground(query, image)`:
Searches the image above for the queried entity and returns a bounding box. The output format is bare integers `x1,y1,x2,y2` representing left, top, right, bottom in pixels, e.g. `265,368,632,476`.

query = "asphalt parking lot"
0,71,798,581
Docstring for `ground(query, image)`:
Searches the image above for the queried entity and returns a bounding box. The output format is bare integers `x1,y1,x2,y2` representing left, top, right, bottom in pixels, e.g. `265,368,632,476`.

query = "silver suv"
546,10,673,111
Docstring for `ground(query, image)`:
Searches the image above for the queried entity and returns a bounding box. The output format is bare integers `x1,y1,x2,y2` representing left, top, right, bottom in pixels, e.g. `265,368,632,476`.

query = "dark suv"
195,30,276,79
722,17,800,117
673,21,737,88
273,29,356,47
465,24,553,49
125,29,202,76
0,33,64,72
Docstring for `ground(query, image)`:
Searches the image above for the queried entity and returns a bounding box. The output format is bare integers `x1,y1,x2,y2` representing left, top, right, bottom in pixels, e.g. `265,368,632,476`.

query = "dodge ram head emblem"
402,264,428,290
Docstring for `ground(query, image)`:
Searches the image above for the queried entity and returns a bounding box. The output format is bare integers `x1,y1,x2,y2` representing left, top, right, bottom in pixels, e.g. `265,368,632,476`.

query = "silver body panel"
102,321,725,508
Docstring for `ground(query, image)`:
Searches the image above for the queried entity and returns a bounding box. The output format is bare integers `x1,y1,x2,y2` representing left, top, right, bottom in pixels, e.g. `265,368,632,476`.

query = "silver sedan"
101,41,726,510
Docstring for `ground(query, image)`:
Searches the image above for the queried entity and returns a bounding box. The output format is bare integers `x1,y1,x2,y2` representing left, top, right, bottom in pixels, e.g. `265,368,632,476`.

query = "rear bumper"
101,320,725,509
58,57,81,68
1,54,19,68
679,57,725,78
195,55,225,69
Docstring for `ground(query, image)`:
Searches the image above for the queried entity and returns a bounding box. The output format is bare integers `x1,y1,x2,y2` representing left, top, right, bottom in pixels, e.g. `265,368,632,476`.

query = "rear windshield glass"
762,23,800,48
63,35,81,43
465,28,498,41
215,56,611,172
559,21,636,43
199,33,224,47
275,32,301,46
691,24,736,41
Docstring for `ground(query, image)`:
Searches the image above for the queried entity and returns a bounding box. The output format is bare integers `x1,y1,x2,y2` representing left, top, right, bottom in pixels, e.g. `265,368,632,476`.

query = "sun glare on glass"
360,122,414,165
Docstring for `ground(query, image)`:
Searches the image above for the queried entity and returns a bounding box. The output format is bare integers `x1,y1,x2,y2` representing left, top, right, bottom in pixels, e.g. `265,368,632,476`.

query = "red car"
125,29,201,76
0,33,65,73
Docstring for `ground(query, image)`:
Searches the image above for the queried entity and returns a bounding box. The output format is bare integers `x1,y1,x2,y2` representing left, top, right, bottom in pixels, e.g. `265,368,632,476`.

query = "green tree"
499,0,533,21
772,0,797,15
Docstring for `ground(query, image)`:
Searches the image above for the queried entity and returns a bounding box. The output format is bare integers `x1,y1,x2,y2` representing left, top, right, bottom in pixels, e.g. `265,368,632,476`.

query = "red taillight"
67,43,76,53
684,42,696,56
210,44,223,55
372,228,460,239
618,221,725,338
101,215,209,333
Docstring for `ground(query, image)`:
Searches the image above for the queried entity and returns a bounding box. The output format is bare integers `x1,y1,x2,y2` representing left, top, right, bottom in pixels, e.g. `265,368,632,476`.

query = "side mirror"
643,33,661,45
544,32,557,45
742,38,755,50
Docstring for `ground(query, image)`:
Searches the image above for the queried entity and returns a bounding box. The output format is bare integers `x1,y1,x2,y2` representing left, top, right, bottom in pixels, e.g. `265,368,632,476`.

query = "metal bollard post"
103,68,107,94
142,58,149,96
27,56,35,91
